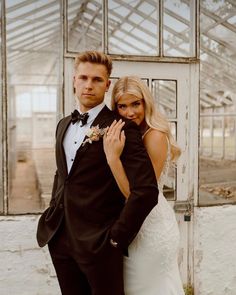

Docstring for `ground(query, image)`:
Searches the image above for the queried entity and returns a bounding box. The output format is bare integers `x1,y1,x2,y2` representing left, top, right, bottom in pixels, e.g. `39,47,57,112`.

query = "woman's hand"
103,119,126,164
103,119,130,198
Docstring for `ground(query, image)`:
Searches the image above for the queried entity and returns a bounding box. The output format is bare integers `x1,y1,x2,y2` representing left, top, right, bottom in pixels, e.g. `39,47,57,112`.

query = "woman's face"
116,94,145,126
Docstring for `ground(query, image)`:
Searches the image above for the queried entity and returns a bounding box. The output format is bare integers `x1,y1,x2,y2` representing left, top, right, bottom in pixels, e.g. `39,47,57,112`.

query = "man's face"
73,62,111,112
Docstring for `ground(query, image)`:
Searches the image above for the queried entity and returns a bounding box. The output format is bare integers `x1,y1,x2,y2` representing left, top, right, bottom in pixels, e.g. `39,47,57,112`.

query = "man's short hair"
74,51,113,77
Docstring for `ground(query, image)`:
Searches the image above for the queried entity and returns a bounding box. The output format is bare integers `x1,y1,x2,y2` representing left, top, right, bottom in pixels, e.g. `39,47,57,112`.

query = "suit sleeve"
110,121,159,253
49,171,58,206
49,119,63,207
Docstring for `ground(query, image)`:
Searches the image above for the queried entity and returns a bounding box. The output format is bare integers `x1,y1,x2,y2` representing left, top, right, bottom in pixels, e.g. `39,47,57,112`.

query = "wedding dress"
124,134,185,295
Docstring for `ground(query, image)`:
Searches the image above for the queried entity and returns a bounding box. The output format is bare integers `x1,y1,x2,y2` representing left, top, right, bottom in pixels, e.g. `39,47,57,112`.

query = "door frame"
112,61,199,288
64,58,199,289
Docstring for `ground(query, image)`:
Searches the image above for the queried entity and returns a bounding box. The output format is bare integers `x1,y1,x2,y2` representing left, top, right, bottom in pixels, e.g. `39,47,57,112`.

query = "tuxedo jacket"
37,105,158,262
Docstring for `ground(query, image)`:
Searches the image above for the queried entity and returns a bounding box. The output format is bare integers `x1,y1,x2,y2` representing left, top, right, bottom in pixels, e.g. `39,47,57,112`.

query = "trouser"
48,221,124,295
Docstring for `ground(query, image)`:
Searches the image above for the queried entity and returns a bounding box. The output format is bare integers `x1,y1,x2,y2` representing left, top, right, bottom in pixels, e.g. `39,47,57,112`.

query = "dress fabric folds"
124,138,185,295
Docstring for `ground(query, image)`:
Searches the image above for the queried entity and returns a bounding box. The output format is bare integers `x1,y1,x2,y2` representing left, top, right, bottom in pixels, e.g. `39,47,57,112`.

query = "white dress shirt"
63,102,105,173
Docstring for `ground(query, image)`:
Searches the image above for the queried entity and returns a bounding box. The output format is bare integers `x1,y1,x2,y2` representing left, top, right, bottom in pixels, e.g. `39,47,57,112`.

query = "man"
37,51,158,295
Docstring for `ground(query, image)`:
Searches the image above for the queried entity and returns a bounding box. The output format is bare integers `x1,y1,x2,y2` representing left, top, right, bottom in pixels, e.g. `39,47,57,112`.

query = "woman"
103,76,185,295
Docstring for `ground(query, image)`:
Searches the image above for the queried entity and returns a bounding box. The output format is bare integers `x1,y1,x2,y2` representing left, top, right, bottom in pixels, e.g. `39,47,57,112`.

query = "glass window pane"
151,79,177,199
200,114,213,157
163,0,196,57
202,0,233,18
108,0,159,55
200,110,236,205
152,80,177,200
152,80,177,119
225,116,236,159
67,0,103,52
199,0,236,205
212,115,223,158
6,0,62,214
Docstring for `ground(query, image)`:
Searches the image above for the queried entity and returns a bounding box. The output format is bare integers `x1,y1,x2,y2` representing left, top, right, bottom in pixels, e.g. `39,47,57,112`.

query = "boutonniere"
82,125,108,146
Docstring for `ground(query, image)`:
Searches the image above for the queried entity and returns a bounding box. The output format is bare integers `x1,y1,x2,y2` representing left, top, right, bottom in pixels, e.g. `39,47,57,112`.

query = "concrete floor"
9,148,55,214
9,159,41,214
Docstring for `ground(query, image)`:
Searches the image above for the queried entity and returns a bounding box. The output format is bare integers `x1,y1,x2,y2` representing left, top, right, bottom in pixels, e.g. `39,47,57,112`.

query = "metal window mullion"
149,78,153,95
210,108,213,157
234,117,236,161
103,0,108,54
222,108,225,159
63,0,68,55
1,0,8,214
58,0,64,119
158,0,163,57
195,0,200,58
199,116,203,155
189,0,200,58
189,0,195,57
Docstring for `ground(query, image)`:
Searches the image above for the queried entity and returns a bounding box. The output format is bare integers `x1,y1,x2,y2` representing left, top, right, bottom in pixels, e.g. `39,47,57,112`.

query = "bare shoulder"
143,129,168,177
143,129,168,149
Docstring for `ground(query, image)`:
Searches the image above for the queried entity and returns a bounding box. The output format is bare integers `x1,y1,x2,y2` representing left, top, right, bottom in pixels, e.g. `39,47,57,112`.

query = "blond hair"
111,76,181,162
74,51,113,77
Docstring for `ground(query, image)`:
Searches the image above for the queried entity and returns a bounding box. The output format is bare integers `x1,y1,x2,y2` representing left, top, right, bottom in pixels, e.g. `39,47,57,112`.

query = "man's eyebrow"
77,74,87,77
77,74,104,80
93,76,104,80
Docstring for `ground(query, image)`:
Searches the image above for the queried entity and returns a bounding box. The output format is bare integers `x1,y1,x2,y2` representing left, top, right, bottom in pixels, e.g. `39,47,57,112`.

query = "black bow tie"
71,109,89,126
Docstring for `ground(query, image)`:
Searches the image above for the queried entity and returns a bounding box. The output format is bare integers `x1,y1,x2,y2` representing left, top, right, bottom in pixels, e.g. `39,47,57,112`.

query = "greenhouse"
0,1,236,294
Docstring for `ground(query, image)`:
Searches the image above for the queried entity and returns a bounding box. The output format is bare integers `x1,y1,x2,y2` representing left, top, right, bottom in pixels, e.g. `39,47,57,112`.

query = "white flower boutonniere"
82,125,108,146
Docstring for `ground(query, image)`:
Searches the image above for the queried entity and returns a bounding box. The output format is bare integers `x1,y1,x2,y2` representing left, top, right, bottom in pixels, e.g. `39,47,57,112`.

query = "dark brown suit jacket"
37,105,158,262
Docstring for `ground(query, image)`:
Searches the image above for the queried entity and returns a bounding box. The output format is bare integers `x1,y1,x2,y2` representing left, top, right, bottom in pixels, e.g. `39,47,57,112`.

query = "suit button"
59,203,64,209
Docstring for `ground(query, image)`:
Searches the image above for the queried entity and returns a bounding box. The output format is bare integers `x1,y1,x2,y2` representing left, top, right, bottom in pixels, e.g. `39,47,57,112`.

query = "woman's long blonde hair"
111,76,181,162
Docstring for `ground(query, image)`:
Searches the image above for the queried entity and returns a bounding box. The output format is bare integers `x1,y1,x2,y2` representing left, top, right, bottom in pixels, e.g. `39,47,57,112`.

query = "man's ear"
73,76,76,93
106,79,111,92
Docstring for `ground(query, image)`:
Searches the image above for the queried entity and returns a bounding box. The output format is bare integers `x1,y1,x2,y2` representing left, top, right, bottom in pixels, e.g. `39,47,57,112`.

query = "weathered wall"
0,216,60,295
0,205,236,295
194,205,236,295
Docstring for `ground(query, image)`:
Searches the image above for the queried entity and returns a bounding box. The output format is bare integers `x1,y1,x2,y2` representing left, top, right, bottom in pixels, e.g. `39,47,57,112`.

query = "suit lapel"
56,116,71,177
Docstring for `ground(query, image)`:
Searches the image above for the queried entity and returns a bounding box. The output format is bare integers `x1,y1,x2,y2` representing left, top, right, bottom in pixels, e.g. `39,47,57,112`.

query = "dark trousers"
48,221,124,295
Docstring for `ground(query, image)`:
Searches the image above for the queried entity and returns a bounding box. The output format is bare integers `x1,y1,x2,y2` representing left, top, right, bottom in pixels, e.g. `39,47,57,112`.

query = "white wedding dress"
124,135,185,295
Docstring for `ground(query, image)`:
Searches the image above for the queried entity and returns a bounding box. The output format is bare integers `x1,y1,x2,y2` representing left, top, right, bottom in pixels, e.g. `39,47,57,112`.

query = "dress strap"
142,127,152,139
